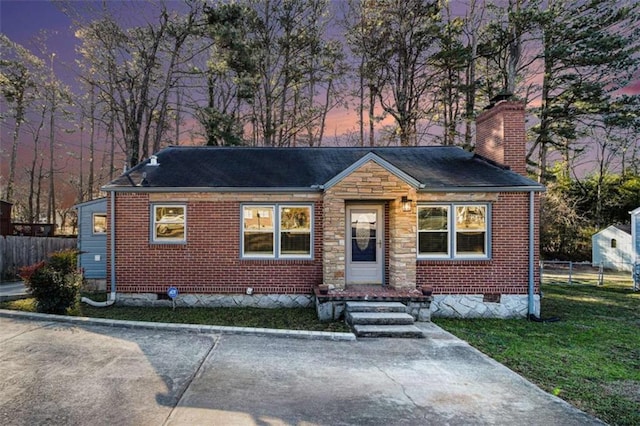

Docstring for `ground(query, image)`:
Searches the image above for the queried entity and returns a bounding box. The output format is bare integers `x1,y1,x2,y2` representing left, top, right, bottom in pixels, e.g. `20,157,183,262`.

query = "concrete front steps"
345,301,425,338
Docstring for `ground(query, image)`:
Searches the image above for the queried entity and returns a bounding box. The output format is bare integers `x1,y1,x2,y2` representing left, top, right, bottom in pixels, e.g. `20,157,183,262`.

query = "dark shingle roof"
103,146,543,192
613,224,632,235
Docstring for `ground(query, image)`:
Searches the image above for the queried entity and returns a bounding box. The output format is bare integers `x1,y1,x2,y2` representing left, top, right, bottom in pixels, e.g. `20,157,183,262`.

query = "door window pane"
351,212,376,262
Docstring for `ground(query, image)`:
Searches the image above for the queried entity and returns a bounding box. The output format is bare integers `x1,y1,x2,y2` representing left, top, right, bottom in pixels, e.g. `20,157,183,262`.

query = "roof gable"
323,152,422,190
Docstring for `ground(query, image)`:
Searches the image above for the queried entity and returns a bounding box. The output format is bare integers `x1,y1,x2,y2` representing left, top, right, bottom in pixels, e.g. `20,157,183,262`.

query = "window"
280,206,311,256
242,204,312,258
243,206,275,256
418,204,489,259
418,206,449,256
611,238,617,248
93,213,107,234
152,205,186,243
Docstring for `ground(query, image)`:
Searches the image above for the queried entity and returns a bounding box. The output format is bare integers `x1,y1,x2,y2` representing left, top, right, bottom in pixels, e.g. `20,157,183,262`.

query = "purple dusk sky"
1,0,80,87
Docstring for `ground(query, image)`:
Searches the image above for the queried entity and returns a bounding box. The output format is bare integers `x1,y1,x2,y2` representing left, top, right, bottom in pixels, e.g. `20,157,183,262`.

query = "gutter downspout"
528,190,536,318
81,190,116,307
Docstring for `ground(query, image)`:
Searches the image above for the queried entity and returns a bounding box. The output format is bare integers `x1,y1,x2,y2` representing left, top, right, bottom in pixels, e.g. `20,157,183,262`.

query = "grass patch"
0,293,349,333
435,281,640,426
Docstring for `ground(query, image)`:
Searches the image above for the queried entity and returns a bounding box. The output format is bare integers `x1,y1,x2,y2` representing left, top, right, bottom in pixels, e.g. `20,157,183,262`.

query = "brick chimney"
475,100,526,176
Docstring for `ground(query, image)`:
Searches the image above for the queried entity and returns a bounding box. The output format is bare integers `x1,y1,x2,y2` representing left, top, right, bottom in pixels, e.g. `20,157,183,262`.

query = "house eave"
100,185,324,193
101,184,545,194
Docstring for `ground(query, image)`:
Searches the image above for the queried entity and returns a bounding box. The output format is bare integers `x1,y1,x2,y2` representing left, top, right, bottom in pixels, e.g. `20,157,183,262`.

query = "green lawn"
435,282,640,426
0,297,350,333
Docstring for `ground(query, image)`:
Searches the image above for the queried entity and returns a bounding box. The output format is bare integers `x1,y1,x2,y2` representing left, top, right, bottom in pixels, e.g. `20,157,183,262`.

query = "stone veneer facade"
323,160,417,290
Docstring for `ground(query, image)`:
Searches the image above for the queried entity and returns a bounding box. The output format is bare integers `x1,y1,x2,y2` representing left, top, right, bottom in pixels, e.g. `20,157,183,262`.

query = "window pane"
281,207,310,231
419,232,448,254
351,212,376,261
93,214,107,234
154,206,185,240
418,207,448,231
281,232,310,255
351,234,376,261
456,232,486,255
455,206,486,231
243,206,274,231
244,232,274,254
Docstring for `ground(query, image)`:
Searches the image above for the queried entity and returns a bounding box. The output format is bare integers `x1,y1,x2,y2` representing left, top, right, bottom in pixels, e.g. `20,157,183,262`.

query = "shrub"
18,250,81,314
48,249,78,275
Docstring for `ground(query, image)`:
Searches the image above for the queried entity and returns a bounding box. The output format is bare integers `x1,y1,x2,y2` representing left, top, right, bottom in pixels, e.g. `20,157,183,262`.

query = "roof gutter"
81,190,116,308
418,186,545,193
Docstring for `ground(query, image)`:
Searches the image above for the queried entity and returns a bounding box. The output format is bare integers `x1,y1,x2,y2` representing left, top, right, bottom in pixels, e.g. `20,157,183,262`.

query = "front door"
346,205,384,285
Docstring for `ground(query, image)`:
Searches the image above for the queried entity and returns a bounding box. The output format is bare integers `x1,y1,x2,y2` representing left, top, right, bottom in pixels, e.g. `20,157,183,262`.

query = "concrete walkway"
0,281,28,302
0,311,604,426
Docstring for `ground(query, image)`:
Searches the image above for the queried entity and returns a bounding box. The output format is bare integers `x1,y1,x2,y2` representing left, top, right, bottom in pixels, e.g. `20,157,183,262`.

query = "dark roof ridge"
159,145,455,150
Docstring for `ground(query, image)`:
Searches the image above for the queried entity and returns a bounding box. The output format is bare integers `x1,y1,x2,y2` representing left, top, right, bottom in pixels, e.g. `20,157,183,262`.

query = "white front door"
346,205,384,285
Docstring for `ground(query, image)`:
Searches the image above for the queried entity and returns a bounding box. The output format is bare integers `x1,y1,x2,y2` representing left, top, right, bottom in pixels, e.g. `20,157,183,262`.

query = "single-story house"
75,198,108,290
101,100,545,319
592,224,633,272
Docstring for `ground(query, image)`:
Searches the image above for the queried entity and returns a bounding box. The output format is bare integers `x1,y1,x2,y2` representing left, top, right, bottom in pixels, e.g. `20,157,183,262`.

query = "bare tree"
348,0,442,146
0,34,45,202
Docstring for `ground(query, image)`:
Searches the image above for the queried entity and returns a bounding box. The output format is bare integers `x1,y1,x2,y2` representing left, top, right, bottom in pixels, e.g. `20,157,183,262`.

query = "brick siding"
107,192,323,295
416,192,540,295
107,189,539,296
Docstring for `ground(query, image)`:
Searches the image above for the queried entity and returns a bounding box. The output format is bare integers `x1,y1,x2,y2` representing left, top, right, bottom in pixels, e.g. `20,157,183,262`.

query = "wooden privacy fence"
0,236,77,280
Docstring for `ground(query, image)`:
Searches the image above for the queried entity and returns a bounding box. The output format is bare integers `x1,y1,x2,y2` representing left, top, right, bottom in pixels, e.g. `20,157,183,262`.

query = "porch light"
401,196,412,212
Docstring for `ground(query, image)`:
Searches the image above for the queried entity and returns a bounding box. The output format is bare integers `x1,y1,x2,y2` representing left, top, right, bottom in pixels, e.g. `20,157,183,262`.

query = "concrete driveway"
0,314,603,426
0,281,28,302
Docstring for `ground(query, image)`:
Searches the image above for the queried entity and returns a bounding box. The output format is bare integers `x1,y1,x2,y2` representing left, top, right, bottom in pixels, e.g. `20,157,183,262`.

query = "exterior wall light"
401,196,412,212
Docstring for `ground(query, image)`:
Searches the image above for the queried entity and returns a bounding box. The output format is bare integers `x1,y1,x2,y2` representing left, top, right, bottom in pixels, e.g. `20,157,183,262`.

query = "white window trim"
417,203,491,260
151,203,187,244
241,203,313,259
92,213,107,235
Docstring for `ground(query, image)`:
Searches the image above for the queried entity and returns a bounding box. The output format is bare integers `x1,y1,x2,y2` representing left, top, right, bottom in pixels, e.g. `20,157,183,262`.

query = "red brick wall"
475,101,527,176
416,192,540,295
107,190,539,297
107,192,323,295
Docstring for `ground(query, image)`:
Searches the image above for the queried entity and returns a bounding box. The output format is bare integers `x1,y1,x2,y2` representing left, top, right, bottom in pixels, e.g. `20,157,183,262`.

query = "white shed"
631,208,640,289
592,224,633,272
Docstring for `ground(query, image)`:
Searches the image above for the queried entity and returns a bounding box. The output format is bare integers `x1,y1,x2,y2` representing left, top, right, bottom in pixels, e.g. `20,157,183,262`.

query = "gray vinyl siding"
76,198,107,279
